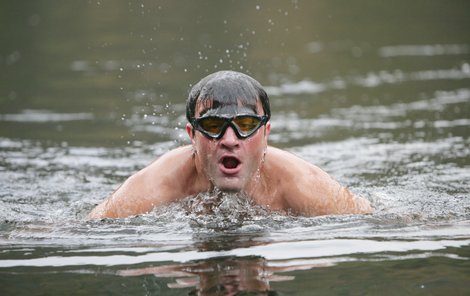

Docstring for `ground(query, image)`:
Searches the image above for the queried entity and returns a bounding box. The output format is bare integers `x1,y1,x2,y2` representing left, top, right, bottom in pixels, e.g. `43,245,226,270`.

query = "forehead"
195,98,263,117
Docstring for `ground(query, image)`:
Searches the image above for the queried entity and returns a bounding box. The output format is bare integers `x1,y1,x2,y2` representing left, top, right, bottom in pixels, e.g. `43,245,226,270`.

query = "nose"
219,126,239,148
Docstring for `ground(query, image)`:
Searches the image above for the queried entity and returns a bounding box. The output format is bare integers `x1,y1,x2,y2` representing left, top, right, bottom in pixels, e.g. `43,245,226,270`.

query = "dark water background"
1,1,469,295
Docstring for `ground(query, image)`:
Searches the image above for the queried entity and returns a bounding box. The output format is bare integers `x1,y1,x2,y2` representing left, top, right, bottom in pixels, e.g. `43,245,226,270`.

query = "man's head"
186,71,270,123
186,71,271,192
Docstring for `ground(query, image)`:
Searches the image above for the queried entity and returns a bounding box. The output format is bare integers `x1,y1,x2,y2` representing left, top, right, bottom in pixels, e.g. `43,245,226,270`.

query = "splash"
181,189,270,230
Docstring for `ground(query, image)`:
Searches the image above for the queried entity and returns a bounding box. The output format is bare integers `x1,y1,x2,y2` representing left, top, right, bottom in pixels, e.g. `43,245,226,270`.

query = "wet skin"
88,102,372,219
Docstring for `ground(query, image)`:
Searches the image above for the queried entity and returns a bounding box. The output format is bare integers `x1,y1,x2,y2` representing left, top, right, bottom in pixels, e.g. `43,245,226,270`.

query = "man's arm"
266,147,372,216
295,166,372,215
87,171,159,219
87,146,198,219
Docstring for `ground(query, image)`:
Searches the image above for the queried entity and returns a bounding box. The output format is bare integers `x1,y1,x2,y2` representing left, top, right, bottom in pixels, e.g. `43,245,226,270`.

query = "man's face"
186,99,270,192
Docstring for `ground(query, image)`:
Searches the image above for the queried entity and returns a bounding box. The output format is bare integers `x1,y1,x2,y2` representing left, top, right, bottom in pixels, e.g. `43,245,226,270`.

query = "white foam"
0,109,94,122
379,44,470,57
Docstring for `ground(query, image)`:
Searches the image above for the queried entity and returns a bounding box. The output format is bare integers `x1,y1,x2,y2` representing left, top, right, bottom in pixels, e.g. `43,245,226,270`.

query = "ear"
186,123,196,145
264,122,271,139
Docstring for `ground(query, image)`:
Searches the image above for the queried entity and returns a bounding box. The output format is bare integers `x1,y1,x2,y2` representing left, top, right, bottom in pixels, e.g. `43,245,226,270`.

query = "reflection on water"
1,0,470,295
119,256,315,295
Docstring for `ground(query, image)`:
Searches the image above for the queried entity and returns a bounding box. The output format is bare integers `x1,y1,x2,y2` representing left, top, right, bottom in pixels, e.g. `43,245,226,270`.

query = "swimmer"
88,71,372,219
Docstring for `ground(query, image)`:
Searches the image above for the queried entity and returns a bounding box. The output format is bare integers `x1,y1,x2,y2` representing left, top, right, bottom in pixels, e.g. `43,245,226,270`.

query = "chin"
213,177,245,192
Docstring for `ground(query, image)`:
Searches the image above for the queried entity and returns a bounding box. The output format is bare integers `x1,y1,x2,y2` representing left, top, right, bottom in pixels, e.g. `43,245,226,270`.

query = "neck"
243,160,269,203
190,149,213,194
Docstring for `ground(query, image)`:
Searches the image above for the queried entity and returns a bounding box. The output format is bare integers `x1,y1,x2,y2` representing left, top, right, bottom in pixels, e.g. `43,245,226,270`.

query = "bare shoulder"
129,145,195,191
266,146,314,166
143,145,207,197
263,146,372,215
265,146,325,175
263,146,334,193
88,145,197,219
144,145,195,176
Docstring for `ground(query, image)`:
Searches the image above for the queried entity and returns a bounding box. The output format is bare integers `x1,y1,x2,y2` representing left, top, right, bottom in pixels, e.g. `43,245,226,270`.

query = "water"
1,1,469,295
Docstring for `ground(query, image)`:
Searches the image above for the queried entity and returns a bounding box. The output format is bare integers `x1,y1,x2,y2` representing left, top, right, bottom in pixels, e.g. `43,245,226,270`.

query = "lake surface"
1,1,469,295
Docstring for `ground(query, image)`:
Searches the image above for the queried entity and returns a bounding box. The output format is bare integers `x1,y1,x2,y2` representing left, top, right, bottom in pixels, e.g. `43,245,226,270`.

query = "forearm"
285,175,373,216
87,193,158,219
87,199,114,219
333,185,373,214
87,175,154,219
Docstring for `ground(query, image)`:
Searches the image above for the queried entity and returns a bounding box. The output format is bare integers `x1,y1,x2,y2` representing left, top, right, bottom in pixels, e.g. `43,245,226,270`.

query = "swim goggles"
190,114,269,140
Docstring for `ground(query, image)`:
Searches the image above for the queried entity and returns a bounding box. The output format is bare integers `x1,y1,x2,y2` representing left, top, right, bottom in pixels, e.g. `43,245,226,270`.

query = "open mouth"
222,156,240,170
